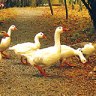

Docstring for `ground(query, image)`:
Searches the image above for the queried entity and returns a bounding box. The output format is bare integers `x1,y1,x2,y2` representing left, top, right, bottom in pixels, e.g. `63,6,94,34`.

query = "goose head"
9,25,17,31
55,26,69,34
76,48,87,63
55,26,64,34
36,32,47,39
0,31,9,38
81,57,87,63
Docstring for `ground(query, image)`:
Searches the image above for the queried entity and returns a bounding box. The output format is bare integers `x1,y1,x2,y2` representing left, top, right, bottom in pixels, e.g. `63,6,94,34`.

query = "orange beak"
3,32,9,37
63,28,69,32
14,27,18,30
0,20,5,23
43,34,47,39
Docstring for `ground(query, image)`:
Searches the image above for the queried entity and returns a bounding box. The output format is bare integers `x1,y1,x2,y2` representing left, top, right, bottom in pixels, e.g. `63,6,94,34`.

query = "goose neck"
76,51,84,60
54,32,61,48
7,28,12,36
34,36,40,48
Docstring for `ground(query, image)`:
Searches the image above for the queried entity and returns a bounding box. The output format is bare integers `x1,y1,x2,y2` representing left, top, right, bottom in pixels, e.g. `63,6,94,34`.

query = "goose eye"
59,27,62,29
1,31,4,33
12,25,15,28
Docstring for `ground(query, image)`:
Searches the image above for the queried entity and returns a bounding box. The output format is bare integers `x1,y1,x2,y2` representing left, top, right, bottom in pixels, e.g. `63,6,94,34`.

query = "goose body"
9,42,39,54
9,32,46,55
81,43,95,55
22,26,64,76
0,37,11,51
25,46,60,66
0,25,17,51
0,31,9,42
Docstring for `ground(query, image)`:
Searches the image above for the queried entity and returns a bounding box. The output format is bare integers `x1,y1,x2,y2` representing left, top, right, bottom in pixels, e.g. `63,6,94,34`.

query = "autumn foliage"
0,8,17,21
0,6,95,45
41,6,95,44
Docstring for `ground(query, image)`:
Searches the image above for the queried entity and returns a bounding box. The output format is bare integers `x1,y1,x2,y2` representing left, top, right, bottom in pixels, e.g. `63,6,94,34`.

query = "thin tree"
5,0,12,7
47,0,53,15
21,0,24,7
64,0,68,19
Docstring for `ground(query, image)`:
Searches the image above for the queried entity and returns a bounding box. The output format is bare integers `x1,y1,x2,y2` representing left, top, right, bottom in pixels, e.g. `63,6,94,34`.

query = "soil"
0,7,96,96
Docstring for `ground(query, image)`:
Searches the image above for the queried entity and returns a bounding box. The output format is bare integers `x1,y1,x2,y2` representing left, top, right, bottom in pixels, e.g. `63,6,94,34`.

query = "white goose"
0,25,17,59
0,31,10,61
81,43,95,56
60,45,87,67
22,26,65,77
77,43,96,63
9,32,47,63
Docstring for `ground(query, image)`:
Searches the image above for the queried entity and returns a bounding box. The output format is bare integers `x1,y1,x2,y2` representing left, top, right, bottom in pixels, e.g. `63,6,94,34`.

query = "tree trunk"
47,0,53,15
81,0,96,31
21,0,24,7
90,11,96,30
64,0,68,19
31,0,36,6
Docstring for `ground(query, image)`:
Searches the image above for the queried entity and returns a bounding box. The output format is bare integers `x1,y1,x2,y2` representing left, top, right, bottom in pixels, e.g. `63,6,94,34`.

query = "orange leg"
34,65,48,77
60,59,76,67
65,61,77,67
1,51,10,59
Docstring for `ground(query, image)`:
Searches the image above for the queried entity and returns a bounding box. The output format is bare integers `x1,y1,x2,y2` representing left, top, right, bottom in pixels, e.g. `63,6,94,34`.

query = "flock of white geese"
1,25,96,77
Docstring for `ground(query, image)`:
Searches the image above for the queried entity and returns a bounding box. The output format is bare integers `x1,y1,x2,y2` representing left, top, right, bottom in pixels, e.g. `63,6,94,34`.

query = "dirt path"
0,7,96,96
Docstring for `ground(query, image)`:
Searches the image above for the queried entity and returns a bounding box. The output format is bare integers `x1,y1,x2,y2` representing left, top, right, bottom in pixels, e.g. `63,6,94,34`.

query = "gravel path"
0,7,96,96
